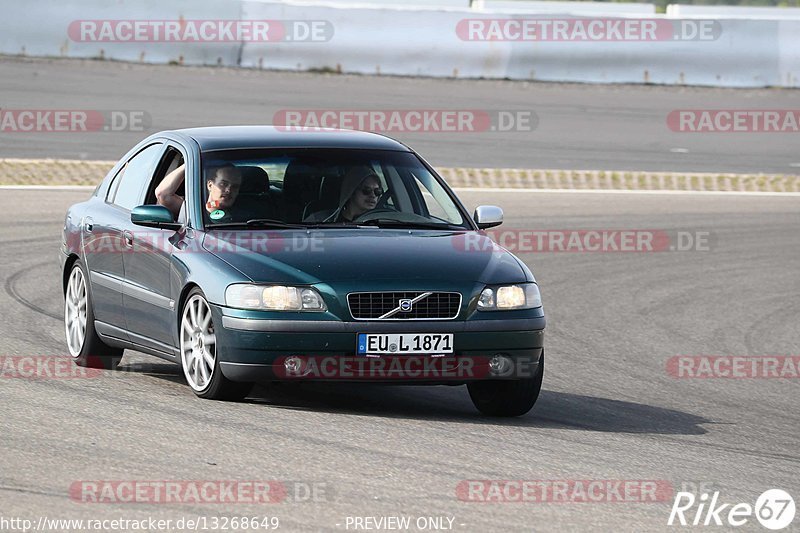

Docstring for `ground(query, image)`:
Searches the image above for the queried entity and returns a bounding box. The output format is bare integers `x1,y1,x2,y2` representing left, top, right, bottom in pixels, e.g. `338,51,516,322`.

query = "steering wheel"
352,208,398,223
353,208,438,225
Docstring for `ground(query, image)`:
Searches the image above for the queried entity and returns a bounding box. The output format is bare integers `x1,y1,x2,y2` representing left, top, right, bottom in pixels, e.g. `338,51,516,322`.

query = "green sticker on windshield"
209,209,225,220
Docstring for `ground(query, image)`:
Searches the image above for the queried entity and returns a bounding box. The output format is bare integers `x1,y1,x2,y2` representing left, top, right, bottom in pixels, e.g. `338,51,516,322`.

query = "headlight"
225,284,327,311
477,284,541,311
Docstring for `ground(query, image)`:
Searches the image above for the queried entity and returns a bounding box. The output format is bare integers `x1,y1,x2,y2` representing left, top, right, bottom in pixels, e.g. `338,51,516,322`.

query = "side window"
105,165,126,203
144,147,185,205
110,143,163,210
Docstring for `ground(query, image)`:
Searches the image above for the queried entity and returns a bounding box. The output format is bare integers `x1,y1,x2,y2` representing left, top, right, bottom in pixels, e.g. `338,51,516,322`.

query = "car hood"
203,229,530,285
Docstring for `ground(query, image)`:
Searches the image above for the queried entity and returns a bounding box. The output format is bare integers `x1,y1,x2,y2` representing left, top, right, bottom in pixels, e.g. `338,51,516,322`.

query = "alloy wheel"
180,295,217,391
64,266,88,358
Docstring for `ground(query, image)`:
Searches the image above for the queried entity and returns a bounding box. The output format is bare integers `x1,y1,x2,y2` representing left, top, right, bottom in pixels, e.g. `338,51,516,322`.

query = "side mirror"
131,205,182,230
473,205,503,229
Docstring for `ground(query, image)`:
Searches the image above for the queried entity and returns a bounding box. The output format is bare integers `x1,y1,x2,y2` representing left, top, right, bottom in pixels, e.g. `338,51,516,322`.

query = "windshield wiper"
357,218,462,230
207,219,367,230
208,218,461,230
206,219,307,229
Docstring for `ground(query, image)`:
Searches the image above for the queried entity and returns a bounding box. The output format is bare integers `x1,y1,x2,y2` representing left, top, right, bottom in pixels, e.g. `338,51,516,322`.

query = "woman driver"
304,165,383,223
336,166,383,222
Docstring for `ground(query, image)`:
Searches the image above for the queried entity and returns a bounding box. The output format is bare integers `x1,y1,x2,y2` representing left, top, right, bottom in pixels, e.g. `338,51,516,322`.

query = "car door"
84,143,164,340
121,144,187,353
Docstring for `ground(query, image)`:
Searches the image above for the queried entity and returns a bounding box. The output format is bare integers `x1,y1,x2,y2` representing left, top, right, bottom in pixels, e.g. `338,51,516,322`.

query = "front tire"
64,260,123,369
467,352,544,417
179,288,252,401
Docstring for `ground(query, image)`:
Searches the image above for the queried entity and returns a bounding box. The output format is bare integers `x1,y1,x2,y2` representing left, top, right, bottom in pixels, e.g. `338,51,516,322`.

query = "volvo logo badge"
399,299,413,312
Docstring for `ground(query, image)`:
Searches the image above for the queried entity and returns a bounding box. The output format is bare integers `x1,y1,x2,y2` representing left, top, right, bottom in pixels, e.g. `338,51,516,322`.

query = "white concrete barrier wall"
273,0,473,9
0,0,243,65
239,2,800,87
240,2,502,78
254,0,655,15
500,19,797,87
481,0,656,15
667,4,800,19
0,0,798,88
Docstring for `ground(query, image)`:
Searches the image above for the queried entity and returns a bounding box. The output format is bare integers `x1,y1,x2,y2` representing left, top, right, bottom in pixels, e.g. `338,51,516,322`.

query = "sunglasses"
359,187,383,197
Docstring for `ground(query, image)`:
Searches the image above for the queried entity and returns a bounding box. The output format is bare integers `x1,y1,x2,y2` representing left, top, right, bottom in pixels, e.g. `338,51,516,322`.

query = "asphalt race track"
1,187,798,531
1,56,800,174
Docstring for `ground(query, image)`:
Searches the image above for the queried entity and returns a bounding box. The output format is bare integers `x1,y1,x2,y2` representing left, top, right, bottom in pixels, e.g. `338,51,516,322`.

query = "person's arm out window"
155,163,186,216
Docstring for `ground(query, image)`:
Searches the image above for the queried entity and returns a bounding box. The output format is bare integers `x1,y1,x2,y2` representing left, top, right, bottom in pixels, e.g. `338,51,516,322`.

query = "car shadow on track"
246,383,710,436
119,361,710,435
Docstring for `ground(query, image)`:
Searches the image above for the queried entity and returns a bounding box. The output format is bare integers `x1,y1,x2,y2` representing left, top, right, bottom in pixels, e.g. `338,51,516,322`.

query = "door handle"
123,230,133,248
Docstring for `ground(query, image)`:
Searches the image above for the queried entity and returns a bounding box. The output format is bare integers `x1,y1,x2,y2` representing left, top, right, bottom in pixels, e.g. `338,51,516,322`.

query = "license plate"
357,333,454,355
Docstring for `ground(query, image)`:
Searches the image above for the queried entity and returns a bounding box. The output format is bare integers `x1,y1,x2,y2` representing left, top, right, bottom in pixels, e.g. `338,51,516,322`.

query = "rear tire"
467,352,544,417
179,288,252,401
64,260,123,370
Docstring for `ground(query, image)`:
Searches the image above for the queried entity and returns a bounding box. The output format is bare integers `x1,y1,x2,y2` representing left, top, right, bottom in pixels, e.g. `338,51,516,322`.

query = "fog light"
284,356,303,374
489,354,513,376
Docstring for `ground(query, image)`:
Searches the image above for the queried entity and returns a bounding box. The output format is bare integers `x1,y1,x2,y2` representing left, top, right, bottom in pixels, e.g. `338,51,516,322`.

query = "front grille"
348,291,462,320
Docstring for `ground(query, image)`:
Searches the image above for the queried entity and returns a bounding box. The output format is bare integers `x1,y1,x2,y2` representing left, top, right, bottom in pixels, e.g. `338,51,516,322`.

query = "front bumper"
211,304,544,383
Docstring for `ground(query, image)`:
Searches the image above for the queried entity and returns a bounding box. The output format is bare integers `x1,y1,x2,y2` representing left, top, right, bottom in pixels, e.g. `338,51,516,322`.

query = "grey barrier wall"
666,4,800,18
0,0,243,66
1,0,798,87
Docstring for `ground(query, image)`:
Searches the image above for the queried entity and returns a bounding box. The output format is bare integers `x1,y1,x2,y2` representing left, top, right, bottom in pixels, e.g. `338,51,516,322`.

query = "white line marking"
453,187,800,197
0,185,96,190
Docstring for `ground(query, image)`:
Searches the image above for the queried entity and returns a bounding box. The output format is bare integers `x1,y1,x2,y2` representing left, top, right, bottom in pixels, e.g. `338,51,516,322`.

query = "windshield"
199,148,470,229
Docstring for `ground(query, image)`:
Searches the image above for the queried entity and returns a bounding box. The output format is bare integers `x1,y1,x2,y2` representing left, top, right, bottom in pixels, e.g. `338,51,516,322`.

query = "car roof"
170,125,411,152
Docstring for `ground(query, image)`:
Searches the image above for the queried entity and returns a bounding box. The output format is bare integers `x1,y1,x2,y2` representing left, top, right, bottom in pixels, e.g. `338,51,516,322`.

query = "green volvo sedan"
60,126,545,416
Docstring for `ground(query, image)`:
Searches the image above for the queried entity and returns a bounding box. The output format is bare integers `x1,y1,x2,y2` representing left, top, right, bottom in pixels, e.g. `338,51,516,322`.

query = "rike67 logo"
668,489,795,530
